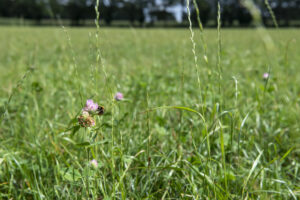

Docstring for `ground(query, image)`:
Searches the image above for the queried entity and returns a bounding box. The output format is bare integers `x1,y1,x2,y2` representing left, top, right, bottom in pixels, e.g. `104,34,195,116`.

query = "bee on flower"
78,99,104,127
97,106,105,116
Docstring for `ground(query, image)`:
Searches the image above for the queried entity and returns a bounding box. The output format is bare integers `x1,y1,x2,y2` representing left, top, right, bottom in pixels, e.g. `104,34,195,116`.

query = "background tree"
191,0,211,26
8,0,47,24
47,0,64,19
134,0,148,26
66,0,92,26
0,0,300,27
237,2,252,26
271,0,300,26
0,0,14,17
101,0,121,25
31,0,47,24
123,1,136,25
221,0,237,26
149,0,178,26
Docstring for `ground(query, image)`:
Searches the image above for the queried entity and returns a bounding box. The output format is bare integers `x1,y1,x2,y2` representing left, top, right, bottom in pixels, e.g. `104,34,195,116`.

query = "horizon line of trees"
0,0,300,27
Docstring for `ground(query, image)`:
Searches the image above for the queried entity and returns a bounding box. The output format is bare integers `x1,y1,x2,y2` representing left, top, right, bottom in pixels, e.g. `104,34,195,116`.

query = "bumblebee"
97,106,105,115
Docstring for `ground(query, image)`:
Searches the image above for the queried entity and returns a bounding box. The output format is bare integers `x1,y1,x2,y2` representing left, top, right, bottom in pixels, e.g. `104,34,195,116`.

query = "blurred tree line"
0,0,299,26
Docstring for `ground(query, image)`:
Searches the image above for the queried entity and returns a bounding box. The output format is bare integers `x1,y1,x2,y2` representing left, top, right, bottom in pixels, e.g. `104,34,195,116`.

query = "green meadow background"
0,27,299,199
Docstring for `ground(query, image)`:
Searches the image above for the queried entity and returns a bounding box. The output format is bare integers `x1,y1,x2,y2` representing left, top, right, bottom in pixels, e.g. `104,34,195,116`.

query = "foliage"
0,0,300,26
0,26,299,199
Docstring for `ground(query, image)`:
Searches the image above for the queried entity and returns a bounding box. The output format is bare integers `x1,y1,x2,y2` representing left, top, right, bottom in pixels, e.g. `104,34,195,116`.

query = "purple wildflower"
90,159,98,168
83,99,98,112
263,73,269,80
114,92,124,101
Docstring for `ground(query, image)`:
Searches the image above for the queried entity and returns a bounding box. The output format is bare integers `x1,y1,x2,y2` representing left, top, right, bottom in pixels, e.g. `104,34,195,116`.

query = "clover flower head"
114,92,124,101
82,111,89,117
78,99,102,128
83,99,98,112
263,73,269,79
90,159,98,168
78,114,95,127
88,116,96,127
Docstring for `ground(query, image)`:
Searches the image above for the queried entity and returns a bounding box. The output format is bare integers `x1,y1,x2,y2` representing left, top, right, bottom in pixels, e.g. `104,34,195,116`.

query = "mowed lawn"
0,27,299,199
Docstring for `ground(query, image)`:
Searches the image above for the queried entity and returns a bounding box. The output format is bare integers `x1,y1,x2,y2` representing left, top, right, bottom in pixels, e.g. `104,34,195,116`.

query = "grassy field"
0,26,299,199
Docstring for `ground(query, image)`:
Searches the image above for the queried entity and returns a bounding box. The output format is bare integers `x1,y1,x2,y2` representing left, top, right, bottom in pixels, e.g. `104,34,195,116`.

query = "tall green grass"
0,2,299,199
